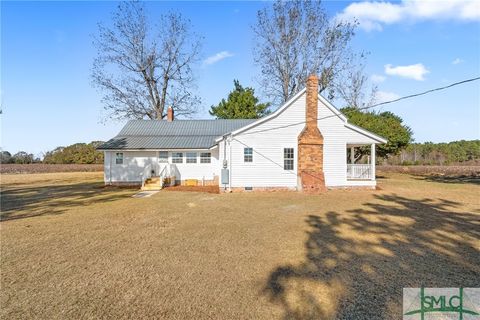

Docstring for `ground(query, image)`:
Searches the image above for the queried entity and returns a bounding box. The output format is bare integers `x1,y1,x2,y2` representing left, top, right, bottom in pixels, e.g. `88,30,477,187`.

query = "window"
244,148,253,162
115,152,123,165
200,152,211,163
172,152,183,163
186,152,197,164
284,148,294,170
159,151,168,163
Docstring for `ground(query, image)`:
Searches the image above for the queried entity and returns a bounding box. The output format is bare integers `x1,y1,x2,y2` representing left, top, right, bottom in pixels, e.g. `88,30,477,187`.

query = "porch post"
350,146,355,164
371,144,376,180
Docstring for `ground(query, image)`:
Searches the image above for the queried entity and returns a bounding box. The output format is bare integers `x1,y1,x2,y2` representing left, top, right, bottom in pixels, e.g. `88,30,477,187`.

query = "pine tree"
209,80,270,119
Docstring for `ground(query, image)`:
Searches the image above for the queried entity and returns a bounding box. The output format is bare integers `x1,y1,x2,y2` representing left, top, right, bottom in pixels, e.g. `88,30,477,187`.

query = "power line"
225,76,479,186
368,76,480,109
238,76,480,136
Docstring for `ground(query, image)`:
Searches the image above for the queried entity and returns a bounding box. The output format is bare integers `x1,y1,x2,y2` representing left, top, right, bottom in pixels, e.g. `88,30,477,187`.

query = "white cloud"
452,58,464,65
384,63,429,81
337,0,480,31
203,51,234,66
376,91,401,103
371,74,386,83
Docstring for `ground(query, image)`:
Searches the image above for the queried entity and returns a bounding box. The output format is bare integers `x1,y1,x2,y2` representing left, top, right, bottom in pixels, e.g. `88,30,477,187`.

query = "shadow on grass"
1,182,133,221
264,194,480,319
413,175,480,185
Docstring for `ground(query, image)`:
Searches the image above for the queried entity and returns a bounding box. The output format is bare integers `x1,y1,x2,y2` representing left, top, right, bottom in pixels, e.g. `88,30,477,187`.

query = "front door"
158,151,169,175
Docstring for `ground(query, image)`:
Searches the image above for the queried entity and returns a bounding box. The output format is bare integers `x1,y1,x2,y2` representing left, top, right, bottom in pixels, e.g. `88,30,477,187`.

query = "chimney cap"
307,74,318,81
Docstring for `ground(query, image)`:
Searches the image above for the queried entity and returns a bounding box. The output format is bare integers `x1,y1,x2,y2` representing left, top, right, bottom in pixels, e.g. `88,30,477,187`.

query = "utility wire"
368,76,480,109
226,77,480,186
237,76,480,136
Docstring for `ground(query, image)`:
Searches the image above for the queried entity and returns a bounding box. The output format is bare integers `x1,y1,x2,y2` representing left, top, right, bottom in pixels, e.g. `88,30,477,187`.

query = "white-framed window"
284,148,294,170
244,148,253,162
159,151,168,163
115,152,124,165
172,152,183,163
200,152,211,163
186,152,197,164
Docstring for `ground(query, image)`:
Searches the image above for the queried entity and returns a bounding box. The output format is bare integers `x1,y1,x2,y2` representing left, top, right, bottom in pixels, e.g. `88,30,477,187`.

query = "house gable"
221,89,385,144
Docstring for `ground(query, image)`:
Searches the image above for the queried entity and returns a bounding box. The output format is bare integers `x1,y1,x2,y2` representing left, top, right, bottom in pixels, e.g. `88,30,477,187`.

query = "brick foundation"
225,187,297,193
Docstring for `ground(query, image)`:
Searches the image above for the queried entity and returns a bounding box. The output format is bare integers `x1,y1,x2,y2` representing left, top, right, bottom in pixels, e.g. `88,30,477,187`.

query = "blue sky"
2,1,479,156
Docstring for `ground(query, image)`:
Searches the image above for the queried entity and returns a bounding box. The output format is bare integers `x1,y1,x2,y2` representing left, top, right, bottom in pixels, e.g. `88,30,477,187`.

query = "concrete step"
142,185,162,191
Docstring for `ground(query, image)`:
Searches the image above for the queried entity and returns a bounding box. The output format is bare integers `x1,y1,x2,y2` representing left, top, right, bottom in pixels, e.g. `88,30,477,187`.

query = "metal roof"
97,119,256,150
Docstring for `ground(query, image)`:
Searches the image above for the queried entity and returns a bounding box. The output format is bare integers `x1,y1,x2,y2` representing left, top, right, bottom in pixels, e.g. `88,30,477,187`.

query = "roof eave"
345,123,388,144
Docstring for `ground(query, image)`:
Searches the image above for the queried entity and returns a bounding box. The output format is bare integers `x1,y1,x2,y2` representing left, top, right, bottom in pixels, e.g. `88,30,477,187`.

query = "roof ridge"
115,134,220,137
127,119,257,122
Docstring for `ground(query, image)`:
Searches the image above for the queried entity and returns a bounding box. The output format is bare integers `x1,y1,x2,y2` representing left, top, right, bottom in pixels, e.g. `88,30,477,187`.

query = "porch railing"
347,164,372,180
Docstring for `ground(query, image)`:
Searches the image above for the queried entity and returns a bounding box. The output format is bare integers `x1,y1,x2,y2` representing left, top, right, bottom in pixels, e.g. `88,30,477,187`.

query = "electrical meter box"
221,169,229,184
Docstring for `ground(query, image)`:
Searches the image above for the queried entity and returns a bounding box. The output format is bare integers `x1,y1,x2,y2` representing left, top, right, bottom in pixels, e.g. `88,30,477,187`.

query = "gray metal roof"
97,119,256,150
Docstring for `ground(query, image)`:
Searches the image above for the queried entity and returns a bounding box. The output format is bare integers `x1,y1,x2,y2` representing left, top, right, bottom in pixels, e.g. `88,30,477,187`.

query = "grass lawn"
1,172,479,319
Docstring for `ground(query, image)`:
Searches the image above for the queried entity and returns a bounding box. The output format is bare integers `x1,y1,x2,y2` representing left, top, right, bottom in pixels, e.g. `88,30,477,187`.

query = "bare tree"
92,1,202,120
335,60,378,109
252,0,357,105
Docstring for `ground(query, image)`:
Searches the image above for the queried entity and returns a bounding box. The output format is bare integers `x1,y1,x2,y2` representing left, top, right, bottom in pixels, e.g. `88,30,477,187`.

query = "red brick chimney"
297,74,326,193
167,106,174,122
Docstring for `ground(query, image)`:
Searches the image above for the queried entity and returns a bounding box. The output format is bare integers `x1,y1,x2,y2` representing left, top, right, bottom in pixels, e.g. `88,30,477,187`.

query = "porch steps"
142,177,162,191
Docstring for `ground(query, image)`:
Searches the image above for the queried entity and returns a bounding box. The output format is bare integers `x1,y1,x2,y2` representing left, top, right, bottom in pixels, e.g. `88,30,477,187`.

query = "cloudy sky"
2,1,479,155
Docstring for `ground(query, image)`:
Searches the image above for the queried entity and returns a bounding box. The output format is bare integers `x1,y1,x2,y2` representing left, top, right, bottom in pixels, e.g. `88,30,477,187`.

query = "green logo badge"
403,288,480,320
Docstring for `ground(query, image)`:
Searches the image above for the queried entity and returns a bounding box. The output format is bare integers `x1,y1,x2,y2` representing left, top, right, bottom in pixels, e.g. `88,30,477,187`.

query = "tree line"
384,140,480,165
3,140,477,166
0,142,104,164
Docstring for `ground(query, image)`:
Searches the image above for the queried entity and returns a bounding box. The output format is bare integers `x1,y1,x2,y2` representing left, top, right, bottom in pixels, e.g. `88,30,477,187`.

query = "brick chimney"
297,74,326,193
167,106,174,122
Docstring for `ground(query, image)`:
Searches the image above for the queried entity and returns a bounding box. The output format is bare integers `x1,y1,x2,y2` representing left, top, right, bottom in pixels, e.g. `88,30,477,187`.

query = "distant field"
377,165,480,177
0,164,103,174
1,171,478,319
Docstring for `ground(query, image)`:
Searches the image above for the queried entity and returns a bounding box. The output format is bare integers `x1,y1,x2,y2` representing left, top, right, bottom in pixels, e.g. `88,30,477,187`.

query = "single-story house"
97,75,387,192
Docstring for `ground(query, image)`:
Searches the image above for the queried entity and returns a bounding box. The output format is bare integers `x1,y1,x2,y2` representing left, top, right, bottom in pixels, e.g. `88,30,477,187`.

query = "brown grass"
378,165,480,177
1,172,479,319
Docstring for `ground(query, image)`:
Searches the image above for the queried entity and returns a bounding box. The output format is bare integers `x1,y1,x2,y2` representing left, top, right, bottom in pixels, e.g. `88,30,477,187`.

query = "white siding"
103,92,382,188
165,149,220,181
224,91,380,188
104,149,220,183
227,94,306,188
105,151,157,183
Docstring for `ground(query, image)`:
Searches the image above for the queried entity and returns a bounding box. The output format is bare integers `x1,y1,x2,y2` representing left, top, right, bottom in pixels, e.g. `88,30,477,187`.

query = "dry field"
378,165,480,181
0,164,103,174
1,172,479,319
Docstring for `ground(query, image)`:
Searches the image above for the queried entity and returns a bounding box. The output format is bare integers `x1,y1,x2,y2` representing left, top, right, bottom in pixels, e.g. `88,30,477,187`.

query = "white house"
98,75,387,192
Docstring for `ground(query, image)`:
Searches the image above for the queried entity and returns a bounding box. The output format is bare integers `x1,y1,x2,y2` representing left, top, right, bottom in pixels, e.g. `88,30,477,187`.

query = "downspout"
223,135,227,163
221,133,233,192
222,135,228,192
228,135,232,192
108,151,112,185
